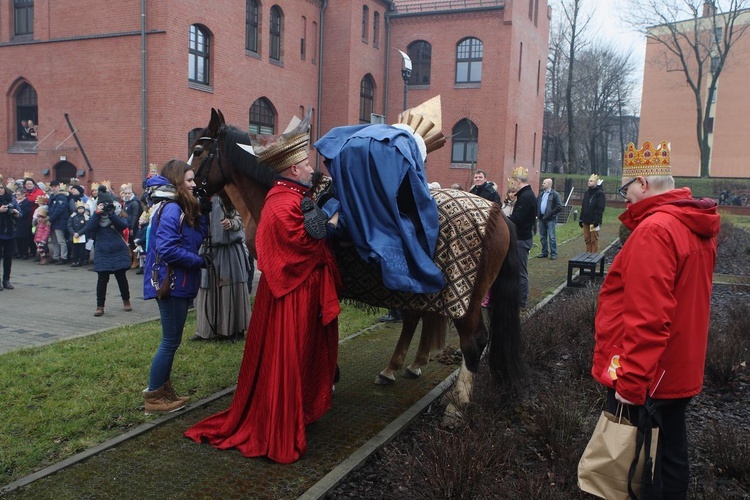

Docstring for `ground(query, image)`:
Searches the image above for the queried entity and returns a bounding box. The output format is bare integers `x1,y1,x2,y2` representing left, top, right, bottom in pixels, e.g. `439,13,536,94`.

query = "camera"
102,201,116,214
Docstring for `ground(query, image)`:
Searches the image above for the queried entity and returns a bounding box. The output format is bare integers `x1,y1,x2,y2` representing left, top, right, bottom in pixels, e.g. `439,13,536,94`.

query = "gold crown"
75,200,86,209
90,182,100,192
589,174,599,182
623,141,671,177
120,183,133,192
58,183,68,192
69,177,80,185
396,95,446,154
251,110,312,173
511,166,529,181
100,180,111,190
36,195,48,205
23,171,35,180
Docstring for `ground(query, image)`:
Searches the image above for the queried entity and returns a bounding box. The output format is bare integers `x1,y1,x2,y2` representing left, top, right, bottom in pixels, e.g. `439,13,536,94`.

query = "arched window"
407,40,432,85
451,119,478,164
456,37,483,83
373,12,380,48
249,98,276,135
189,25,210,85
359,75,375,124
270,6,283,61
15,83,38,142
246,0,259,53
301,16,307,59
362,6,369,42
14,0,34,36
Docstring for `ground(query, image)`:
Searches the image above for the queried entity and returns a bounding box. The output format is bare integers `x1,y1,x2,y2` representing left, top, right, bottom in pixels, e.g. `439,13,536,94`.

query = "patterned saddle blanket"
335,188,493,319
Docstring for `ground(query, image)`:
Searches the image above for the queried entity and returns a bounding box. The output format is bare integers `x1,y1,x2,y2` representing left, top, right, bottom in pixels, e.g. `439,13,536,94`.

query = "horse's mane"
219,125,275,188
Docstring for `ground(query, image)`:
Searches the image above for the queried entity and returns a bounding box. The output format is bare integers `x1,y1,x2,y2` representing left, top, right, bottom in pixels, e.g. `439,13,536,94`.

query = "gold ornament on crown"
623,141,671,177
120,182,133,192
23,171,35,180
100,180,112,191
396,95,446,154
90,182,100,192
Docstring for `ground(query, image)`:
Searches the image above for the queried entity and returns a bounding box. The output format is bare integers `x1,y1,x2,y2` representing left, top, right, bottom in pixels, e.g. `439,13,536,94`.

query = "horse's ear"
217,109,226,125
208,108,222,136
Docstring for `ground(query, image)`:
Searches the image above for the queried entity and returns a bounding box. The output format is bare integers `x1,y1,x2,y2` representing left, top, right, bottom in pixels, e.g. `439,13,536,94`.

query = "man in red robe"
185,116,341,464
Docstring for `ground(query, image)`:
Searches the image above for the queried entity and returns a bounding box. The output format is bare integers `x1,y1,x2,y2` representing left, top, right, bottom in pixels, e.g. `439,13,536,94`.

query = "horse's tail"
488,215,525,386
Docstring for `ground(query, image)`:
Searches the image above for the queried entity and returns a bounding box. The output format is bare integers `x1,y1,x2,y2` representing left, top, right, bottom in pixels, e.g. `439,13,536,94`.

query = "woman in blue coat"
142,160,207,415
77,188,132,316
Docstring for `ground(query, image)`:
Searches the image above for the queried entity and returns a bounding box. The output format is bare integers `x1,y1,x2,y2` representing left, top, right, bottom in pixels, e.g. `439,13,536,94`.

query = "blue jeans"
148,296,189,391
538,218,557,257
517,238,533,308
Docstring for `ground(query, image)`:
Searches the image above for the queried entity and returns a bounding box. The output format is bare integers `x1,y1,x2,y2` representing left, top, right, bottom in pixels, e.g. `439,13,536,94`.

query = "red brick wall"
1,0,548,196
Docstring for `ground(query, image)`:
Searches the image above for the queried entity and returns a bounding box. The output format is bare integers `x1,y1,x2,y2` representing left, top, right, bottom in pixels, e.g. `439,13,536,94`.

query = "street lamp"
398,49,412,111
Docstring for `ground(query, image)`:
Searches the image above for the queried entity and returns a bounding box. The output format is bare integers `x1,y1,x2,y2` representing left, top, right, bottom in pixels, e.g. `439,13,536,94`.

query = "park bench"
567,252,606,287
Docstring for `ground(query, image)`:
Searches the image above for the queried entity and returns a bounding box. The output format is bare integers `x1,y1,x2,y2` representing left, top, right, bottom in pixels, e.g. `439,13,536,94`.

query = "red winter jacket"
592,188,719,405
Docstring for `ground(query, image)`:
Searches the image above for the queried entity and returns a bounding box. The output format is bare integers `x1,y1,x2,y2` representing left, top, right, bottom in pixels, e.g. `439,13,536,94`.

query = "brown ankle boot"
94,307,104,317
142,386,186,415
123,300,132,312
164,379,191,403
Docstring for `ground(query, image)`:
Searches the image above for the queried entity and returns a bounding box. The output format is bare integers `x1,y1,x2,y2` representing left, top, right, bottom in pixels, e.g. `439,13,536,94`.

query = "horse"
189,109,524,416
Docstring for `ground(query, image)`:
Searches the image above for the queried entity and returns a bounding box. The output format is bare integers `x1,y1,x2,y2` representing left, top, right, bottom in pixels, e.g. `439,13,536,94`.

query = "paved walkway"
0,223,623,499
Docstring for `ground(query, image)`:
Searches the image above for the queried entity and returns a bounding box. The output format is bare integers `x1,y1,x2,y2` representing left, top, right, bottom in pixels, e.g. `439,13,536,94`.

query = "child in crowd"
133,209,150,275
68,201,89,267
34,207,51,265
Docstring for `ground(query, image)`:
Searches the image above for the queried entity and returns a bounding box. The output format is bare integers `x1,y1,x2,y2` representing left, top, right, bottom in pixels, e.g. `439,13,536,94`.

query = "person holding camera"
142,160,208,415
76,186,132,316
0,184,22,290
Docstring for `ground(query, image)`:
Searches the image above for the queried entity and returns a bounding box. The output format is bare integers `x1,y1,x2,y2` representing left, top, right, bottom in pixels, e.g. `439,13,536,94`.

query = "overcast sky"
550,0,647,114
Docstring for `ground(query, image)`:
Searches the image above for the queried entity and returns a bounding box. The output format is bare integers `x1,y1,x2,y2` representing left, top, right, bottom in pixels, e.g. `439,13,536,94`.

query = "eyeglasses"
618,178,638,199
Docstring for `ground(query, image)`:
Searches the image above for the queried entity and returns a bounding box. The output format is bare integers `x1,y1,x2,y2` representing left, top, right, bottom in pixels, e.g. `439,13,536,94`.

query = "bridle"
191,130,230,196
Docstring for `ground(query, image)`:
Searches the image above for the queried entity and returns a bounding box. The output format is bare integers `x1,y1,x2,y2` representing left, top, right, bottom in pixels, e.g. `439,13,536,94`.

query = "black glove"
200,253,213,269
200,196,212,214
579,220,584,228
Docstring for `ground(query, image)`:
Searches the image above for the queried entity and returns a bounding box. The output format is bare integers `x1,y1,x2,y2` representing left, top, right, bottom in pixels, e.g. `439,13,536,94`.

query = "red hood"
619,187,720,239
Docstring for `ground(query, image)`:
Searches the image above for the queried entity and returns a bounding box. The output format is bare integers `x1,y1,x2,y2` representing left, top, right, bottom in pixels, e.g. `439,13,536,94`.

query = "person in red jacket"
592,140,720,499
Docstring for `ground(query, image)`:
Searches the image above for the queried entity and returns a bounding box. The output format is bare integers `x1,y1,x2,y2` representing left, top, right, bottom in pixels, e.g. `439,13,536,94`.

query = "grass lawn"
0,304,381,487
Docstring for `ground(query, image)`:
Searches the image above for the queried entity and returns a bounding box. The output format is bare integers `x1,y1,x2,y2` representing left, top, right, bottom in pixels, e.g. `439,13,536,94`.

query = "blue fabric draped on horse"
189,109,524,416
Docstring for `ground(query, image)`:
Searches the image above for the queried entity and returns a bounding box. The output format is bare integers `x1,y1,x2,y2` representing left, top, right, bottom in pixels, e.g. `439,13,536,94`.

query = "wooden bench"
567,252,606,287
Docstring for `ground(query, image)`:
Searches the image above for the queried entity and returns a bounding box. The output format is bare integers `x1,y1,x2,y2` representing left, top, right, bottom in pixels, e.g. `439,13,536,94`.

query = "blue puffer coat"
143,201,206,300
79,211,131,272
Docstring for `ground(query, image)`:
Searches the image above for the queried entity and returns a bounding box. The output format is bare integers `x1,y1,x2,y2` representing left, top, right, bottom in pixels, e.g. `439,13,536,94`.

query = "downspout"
315,0,328,170
384,4,393,119
141,0,148,180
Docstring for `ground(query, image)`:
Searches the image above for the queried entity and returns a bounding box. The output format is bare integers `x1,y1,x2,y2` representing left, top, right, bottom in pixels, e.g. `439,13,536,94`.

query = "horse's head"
190,108,274,197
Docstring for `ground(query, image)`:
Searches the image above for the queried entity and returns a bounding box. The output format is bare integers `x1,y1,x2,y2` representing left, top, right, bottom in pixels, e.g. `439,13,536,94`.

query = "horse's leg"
375,311,421,385
442,358,474,427
404,312,448,379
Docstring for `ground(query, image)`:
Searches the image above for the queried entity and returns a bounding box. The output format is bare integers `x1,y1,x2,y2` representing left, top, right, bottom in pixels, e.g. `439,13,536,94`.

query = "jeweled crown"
623,141,671,177
511,167,529,181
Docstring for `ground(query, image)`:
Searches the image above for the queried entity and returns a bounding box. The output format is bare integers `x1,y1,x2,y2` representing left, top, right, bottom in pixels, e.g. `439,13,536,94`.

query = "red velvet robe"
185,179,341,464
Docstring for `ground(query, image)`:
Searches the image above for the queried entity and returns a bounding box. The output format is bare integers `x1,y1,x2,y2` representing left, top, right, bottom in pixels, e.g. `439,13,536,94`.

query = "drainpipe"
384,4,393,120
141,0,148,180
315,0,328,170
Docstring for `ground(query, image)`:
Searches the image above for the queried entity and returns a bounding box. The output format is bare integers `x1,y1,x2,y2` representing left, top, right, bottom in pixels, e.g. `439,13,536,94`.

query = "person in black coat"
469,170,501,204
580,174,606,253
77,191,132,316
0,184,22,290
508,167,537,309
14,189,34,259
67,201,89,267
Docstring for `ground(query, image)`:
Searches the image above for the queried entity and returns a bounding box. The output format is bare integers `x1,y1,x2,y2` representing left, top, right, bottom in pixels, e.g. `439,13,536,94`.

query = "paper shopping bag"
577,410,659,500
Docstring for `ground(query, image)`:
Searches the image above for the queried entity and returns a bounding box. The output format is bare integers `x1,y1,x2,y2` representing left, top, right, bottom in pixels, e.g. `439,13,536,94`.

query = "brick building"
639,6,750,178
1,0,549,194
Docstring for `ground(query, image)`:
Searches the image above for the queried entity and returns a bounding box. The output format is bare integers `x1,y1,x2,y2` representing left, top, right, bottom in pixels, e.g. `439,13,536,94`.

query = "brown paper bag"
577,410,659,500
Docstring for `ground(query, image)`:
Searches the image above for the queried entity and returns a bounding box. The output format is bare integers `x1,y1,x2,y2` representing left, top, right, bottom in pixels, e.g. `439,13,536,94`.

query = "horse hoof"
375,372,396,385
441,403,465,428
403,367,422,379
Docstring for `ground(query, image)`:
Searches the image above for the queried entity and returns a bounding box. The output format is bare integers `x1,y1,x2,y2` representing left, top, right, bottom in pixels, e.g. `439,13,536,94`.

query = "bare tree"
562,0,592,173
629,0,750,177
544,19,570,173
